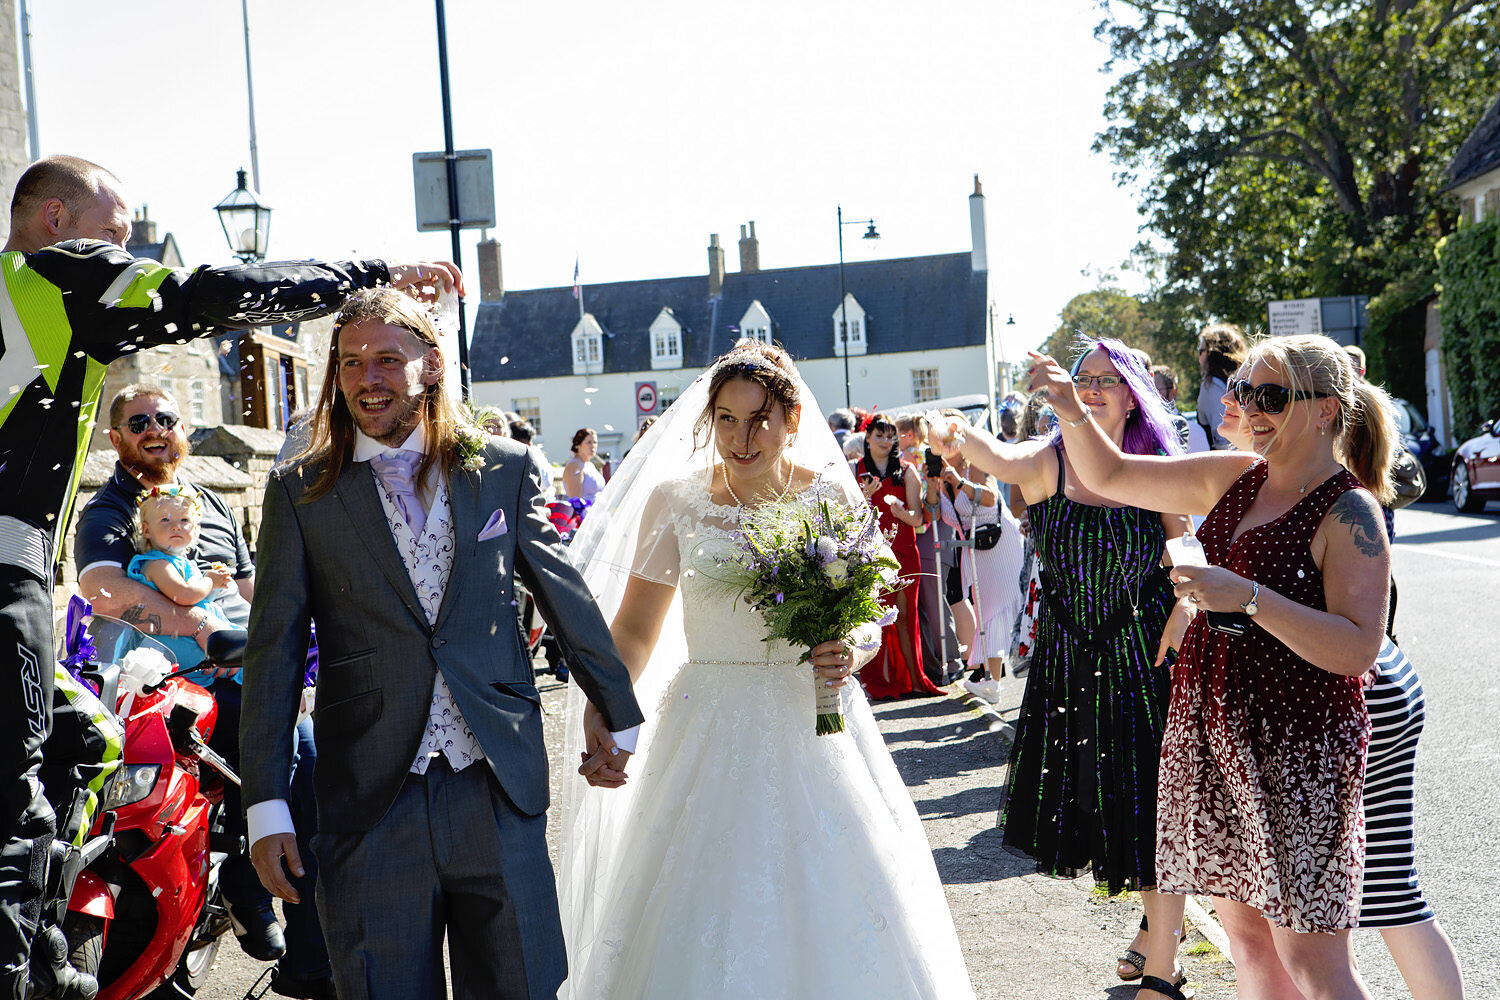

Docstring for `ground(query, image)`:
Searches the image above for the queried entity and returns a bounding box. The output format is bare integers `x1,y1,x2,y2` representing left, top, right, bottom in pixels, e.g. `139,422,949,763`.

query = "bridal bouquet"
733,494,902,735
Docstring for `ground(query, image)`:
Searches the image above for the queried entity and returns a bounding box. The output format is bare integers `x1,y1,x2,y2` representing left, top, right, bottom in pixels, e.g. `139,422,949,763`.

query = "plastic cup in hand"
1164,533,1208,569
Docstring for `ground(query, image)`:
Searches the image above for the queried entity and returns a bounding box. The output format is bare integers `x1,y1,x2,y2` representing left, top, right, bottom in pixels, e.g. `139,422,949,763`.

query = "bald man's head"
5,155,130,252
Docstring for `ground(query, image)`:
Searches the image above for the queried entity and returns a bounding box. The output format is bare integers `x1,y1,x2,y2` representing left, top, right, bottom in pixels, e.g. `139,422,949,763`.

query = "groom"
241,288,643,999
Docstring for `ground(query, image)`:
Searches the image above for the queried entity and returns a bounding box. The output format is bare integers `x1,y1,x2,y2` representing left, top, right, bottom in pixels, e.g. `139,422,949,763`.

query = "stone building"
85,207,228,449
0,0,33,235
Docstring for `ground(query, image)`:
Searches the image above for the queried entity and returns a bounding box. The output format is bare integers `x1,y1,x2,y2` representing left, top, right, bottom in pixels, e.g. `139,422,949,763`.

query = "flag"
572,258,580,300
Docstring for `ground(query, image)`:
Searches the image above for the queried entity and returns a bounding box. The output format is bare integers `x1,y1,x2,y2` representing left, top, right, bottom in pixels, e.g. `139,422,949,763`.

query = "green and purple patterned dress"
998,448,1175,892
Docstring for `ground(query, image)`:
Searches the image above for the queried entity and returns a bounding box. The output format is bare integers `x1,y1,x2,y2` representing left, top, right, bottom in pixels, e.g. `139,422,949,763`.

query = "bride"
555,340,975,999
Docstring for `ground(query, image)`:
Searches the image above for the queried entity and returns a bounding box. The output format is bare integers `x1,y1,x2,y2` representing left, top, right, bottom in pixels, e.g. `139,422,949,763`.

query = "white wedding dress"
556,468,976,999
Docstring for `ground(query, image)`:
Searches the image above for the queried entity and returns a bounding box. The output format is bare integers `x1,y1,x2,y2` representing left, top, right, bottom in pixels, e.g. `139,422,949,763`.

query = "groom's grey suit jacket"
240,437,643,835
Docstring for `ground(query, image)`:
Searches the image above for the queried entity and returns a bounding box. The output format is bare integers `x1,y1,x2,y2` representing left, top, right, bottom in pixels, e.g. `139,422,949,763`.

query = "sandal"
1138,973,1188,1000
1116,948,1145,981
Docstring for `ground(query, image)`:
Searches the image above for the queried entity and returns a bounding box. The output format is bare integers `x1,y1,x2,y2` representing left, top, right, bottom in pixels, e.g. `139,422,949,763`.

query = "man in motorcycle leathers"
0,153,458,1000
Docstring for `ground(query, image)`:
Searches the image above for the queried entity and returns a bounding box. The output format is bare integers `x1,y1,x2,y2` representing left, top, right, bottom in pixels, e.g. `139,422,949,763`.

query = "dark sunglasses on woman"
117,411,180,435
1230,381,1327,415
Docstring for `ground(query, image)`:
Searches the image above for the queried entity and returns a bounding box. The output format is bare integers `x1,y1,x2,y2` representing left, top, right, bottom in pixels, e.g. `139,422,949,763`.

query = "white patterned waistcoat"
371,467,484,773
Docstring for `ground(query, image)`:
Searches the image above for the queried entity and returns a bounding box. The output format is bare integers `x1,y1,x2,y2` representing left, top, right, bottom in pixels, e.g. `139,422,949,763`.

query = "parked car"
1388,396,1449,499
1451,416,1500,513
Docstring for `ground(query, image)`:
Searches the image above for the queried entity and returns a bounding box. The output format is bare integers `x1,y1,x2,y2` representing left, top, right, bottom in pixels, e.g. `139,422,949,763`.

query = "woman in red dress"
854,414,942,699
1027,335,1397,1000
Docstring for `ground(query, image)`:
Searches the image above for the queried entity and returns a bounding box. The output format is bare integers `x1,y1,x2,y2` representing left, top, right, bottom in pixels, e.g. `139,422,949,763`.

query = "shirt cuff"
611,725,640,755
246,799,294,847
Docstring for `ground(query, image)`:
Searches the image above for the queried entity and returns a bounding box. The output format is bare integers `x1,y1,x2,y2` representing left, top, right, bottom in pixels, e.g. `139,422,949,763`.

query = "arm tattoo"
1328,493,1384,558
119,603,165,636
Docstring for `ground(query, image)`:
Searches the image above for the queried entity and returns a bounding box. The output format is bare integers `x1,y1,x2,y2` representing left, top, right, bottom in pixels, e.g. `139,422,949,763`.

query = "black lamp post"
836,205,880,409
215,168,272,263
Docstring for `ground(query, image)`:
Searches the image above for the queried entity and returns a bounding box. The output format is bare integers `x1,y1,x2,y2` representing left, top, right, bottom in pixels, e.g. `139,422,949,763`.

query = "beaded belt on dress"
688,657,801,668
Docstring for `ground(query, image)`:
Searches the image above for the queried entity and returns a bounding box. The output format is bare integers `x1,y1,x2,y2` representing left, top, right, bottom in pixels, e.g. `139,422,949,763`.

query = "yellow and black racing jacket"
0,239,390,575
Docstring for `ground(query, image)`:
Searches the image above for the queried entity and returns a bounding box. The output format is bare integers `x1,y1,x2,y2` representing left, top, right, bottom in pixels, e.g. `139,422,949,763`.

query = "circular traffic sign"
636,383,658,412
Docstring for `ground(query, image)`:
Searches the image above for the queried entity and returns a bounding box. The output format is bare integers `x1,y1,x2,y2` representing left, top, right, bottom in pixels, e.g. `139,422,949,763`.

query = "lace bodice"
631,468,849,665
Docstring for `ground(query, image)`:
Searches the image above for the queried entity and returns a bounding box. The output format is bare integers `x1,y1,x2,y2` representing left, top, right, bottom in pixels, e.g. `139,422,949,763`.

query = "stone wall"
0,0,33,239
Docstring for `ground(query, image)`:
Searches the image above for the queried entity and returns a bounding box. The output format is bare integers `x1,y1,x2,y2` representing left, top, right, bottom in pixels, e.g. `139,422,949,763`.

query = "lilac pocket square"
478,508,509,541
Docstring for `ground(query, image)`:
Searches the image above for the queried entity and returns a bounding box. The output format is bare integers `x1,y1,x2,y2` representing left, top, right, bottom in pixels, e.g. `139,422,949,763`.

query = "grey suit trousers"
314,757,565,1000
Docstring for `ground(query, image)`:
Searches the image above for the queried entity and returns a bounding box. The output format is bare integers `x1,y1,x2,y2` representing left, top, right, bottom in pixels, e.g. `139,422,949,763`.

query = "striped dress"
997,449,1176,892
1359,638,1436,927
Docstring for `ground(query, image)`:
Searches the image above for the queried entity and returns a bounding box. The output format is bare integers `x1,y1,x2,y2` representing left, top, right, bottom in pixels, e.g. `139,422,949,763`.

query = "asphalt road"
1349,500,1500,996
176,498,1500,998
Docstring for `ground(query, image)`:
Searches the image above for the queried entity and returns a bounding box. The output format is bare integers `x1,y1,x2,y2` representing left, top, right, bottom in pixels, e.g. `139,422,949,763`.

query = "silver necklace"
1297,461,1341,495
1103,509,1143,621
720,460,793,512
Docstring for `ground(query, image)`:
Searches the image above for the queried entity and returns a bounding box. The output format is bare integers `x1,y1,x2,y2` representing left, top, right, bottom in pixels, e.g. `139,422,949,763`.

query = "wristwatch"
1241,580,1260,616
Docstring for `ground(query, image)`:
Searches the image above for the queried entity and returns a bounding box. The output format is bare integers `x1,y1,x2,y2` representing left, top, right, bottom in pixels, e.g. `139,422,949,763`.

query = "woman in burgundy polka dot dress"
1027,335,1398,1000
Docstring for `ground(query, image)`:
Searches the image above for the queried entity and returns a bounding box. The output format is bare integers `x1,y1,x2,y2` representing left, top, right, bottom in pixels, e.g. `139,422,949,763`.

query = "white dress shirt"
249,426,637,847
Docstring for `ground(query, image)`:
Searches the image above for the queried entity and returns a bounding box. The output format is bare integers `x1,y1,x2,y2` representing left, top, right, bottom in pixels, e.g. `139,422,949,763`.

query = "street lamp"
837,205,880,409
215,169,272,263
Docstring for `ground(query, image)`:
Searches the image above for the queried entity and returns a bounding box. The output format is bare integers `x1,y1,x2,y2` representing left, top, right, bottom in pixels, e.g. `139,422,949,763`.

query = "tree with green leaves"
1041,286,1202,399
1095,0,1500,406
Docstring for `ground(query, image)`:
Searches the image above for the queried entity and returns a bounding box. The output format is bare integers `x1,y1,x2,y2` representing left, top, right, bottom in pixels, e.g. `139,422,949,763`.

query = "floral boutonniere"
456,424,488,472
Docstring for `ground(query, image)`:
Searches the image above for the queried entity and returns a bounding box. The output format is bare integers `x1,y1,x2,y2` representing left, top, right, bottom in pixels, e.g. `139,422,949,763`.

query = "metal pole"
435,0,470,401
240,0,260,191
838,205,851,409
19,0,38,158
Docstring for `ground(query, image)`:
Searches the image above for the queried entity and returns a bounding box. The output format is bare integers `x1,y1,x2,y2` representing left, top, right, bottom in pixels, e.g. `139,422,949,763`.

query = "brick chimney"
128,205,157,246
708,234,725,295
476,238,503,302
738,221,760,273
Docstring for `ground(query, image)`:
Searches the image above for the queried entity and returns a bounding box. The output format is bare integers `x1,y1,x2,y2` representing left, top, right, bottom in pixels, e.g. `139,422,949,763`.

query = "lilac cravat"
369,450,427,534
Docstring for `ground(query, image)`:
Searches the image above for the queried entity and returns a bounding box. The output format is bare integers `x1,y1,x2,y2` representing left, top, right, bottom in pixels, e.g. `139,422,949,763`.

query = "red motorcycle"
61,616,244,1000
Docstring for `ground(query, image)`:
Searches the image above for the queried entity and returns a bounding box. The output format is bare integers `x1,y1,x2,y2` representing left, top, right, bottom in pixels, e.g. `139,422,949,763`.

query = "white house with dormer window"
571,313,605,376
739,300,773,344
832,294,867,356
470,179,996,458
649,307,684,369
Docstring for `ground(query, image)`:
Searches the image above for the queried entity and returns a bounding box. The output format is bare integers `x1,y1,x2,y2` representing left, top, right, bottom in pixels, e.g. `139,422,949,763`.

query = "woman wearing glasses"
929,338,1191,983
1025,334,1397,1000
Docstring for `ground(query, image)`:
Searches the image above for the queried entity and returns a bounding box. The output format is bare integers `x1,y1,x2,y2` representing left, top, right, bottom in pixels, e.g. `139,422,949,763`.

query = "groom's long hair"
297,287,470,502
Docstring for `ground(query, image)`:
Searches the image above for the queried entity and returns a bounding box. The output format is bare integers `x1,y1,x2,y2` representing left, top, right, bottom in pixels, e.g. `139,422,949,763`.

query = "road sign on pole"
413,149,496,231
1267,298,1324,337
636,381,659,414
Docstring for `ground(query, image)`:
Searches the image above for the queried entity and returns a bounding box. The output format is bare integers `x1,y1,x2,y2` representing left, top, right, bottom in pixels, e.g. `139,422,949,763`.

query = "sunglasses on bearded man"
117,412,181,435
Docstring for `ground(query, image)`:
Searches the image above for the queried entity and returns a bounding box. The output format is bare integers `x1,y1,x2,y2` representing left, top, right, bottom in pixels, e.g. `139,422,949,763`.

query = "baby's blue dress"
127,550,237,683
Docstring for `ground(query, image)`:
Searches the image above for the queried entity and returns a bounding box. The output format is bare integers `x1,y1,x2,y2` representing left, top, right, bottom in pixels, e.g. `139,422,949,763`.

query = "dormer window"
571,313,605,376
739,300,773,345
649,307,683,370
831,293,867,357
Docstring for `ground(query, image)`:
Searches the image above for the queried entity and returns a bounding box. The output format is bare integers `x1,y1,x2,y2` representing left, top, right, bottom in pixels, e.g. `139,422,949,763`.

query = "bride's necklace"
721,460,793,512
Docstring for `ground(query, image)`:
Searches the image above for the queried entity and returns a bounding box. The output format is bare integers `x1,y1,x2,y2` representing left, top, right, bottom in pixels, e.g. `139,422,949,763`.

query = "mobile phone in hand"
924,448,943,477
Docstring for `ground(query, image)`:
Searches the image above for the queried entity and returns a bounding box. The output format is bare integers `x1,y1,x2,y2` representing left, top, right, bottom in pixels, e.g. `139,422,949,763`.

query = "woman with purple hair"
930,337,1194,985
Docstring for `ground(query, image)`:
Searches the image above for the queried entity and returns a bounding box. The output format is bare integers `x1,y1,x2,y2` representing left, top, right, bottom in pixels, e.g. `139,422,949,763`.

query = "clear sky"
25,0,1147,362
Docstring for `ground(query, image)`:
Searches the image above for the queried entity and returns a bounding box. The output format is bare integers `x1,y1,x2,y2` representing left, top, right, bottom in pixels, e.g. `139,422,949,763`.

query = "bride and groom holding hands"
239,281,976,999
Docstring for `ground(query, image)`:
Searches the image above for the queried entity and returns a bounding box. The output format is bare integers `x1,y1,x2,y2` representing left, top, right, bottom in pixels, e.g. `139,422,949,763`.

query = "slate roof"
1446,92,1500,190
469,252,986,382
190,424,288,456
78,451,253,490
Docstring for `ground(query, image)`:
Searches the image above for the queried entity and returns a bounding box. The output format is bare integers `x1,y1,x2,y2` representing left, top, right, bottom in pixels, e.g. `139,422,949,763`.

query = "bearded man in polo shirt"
74,384,335,997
